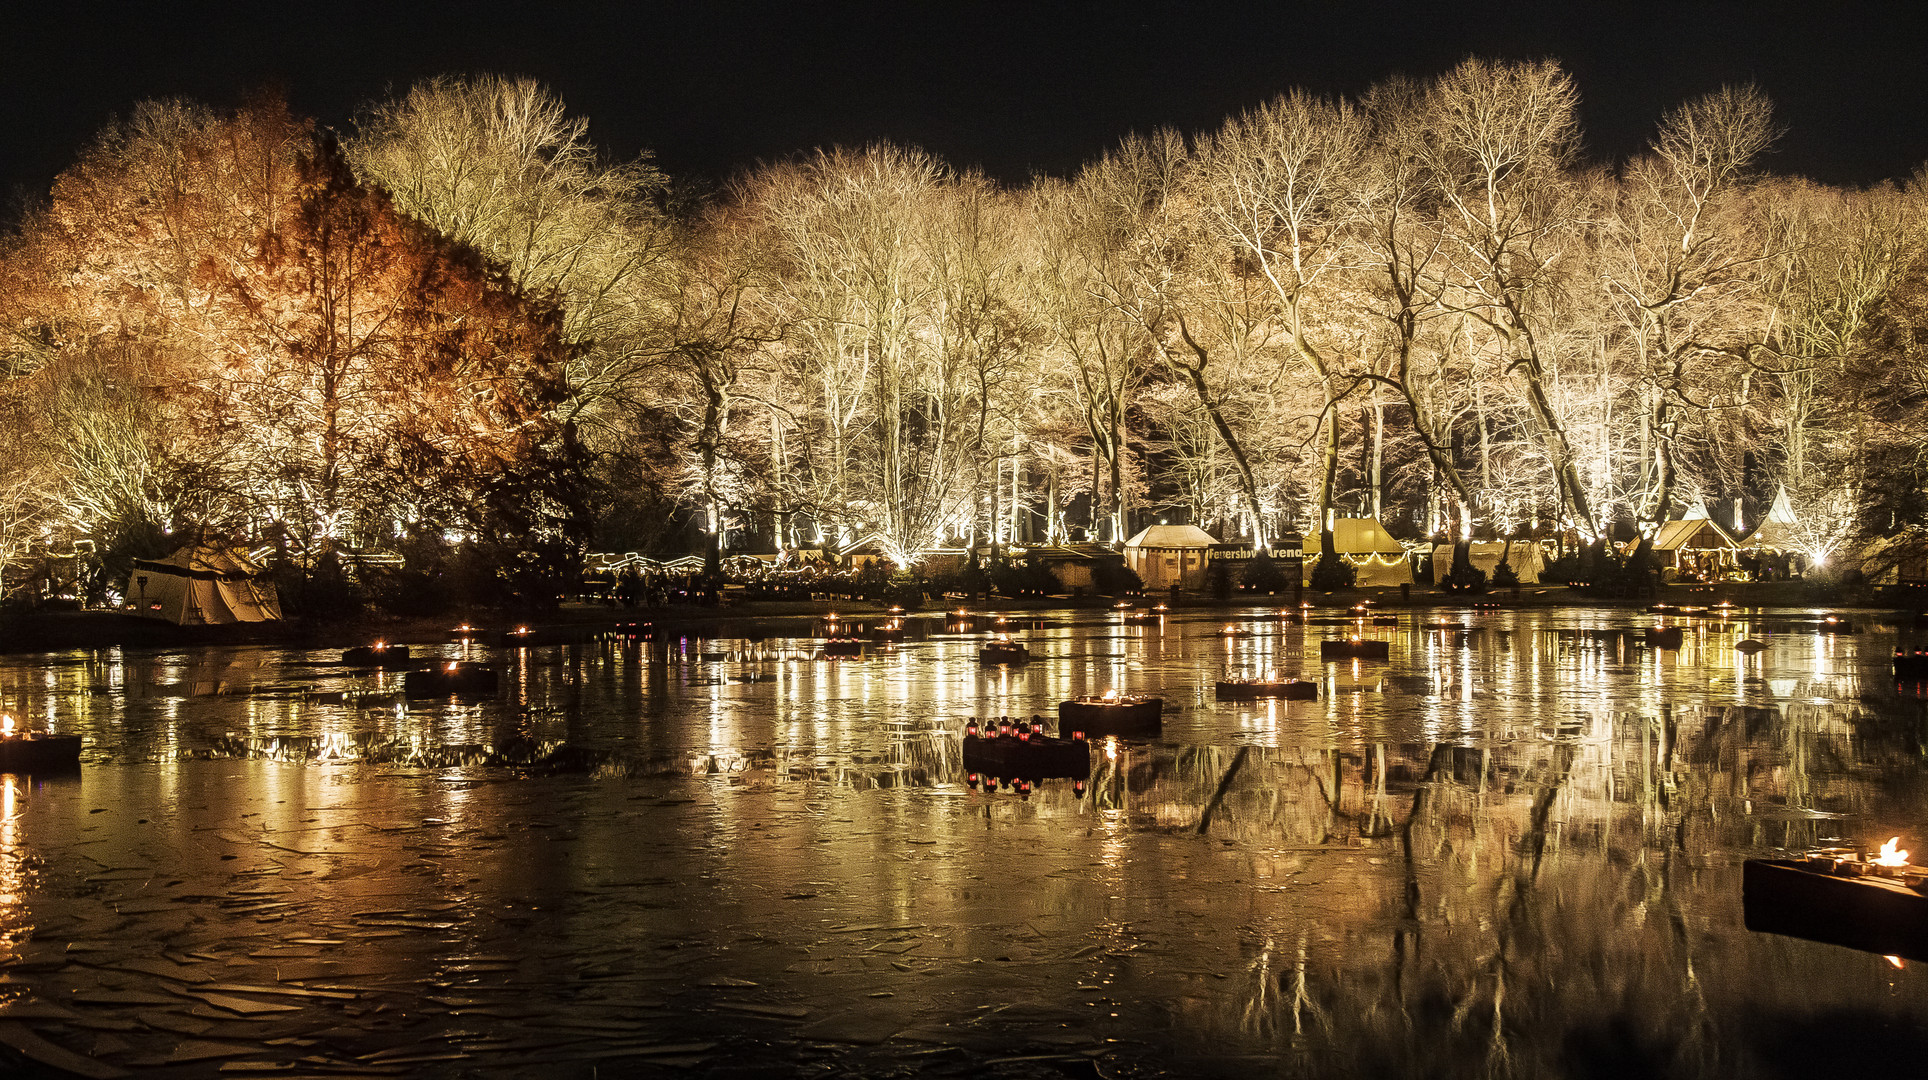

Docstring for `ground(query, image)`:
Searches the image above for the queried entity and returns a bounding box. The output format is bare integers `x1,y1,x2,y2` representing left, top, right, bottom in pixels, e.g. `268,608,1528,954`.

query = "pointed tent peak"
1765,485,1799,525
136,545,270,579
1652,518,1740,552
1681,500,1712,520
1124,524,1219,550
1306,518,1406,555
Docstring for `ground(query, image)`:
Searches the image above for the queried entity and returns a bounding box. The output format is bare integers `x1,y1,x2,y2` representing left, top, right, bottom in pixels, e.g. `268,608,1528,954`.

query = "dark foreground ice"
0,605,1924,1077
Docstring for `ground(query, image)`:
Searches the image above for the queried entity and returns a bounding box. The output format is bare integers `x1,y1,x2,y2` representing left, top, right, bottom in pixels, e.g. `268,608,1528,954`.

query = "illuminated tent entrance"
125,547,283,625
1304,518,1413,587
1650,517,1741,581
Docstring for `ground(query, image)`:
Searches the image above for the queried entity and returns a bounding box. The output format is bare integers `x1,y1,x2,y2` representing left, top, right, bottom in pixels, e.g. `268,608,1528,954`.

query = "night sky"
7,1,1928,203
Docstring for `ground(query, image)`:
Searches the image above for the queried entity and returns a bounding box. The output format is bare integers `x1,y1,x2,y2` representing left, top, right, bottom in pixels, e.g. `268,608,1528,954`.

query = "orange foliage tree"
0,97,586,602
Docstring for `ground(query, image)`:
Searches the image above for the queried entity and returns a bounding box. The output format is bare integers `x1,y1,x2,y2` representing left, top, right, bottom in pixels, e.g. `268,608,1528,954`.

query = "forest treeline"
3,59,1927,610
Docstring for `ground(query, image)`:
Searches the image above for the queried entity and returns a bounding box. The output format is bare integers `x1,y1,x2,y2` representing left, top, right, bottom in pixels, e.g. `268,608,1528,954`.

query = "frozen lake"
0,604,1923,1077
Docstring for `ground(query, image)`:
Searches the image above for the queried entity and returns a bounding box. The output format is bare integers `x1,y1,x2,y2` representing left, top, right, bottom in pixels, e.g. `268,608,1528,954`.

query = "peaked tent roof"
1741,485,1805,550
132,545,271,579
1124,525,1218,549
1304,518,1406,556
1652,518,1739,552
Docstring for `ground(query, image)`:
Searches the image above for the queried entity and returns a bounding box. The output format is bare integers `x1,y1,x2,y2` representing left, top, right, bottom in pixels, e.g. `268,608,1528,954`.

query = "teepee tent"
1740,486,1804,553
126,546,283,625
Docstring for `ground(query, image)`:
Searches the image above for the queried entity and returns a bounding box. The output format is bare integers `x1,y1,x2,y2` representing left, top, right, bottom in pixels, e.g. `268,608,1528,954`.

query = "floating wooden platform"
403,663,500,698
1645,626,1685,650
1320,639,1390,661
979,642,1030,665
1059,696,1163,738
962,730,1090,780
1215,679,1317,701
1743,858,1928,962
0,734,81,774
341,645,410,667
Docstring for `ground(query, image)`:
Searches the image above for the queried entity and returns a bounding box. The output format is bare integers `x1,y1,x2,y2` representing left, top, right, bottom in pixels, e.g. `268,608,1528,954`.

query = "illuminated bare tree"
1420,59,1599,540
349,77,672,442
1601,84,1778,555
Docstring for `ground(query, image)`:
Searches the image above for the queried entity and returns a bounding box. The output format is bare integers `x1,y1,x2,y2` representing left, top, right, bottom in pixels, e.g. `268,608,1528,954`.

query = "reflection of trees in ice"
1096,701,1916,1075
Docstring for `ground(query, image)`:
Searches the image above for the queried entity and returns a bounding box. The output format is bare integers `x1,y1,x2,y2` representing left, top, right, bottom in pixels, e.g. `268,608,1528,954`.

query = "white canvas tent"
126,546,283,625
1304,518,1413,587
1124,525,1218,589
1740,486,1804,553
1430,541,1545,585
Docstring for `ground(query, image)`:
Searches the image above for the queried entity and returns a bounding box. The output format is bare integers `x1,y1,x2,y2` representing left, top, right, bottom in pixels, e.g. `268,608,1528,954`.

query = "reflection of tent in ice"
126,547,283,624
1304,518,1412,587
1430,542,1545,585
1124,525,1218,590
1740,486,1804,553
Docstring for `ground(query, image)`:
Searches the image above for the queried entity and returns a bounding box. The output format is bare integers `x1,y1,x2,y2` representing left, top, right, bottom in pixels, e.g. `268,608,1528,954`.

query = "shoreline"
0,580,1903,655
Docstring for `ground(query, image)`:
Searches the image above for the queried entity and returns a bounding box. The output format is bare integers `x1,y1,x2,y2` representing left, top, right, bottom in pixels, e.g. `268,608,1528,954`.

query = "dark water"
1,605,1925,1077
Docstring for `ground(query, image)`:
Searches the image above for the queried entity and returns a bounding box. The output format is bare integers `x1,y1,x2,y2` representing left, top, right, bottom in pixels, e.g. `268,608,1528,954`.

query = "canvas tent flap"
1741,486,1804,551
1430,542,1544,585
126,546,283,625
1302,518,1405,556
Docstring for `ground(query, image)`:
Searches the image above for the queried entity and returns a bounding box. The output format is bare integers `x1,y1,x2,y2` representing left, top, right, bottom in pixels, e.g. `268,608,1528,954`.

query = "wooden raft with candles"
0,715,80,774
1215,677,1318,702
1059,693,1163,738
978,638,1030,665
341,643,411,667
1743,839,1928,962
1896,650,1928,680
1320,638,1390,661
962,717,1090,791
403,661,500,698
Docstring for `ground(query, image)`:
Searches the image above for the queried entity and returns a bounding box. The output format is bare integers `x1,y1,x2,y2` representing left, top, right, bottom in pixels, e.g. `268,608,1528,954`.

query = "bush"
1541,553,1581,585
1491,559,1520,589
1579,553,1655,598
1800,563,1864,603
1092,557,1142,596
882,568,926,609
1309,554,1356,591
990,556,1062,598
1440,557,1488,594
1241,551,1292,593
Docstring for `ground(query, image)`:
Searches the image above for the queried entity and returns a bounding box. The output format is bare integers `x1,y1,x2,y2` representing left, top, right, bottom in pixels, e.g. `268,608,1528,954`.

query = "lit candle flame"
0,714,12,737
1102,689,1119,702
1888,955,1906,970
1876,837,1910,867
446,662,459,673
